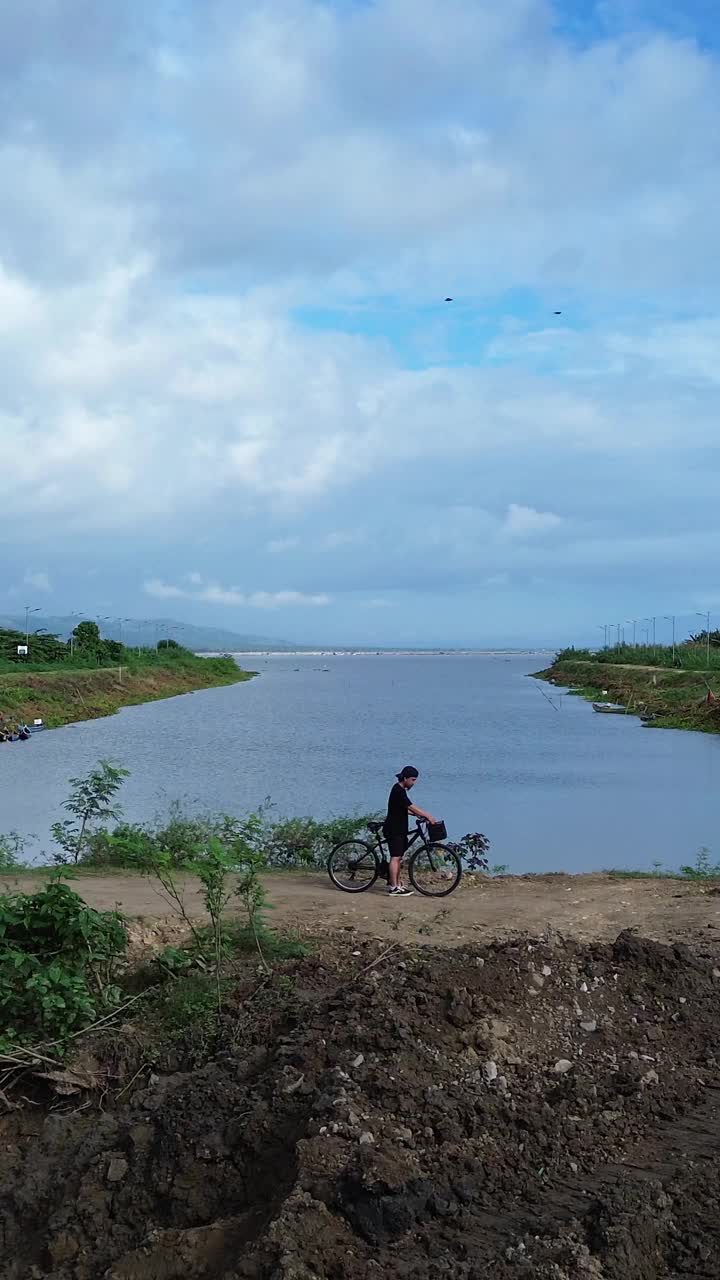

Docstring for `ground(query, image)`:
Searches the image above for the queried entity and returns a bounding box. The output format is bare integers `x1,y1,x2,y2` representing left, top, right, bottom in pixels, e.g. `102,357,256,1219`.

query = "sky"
1,0,719,648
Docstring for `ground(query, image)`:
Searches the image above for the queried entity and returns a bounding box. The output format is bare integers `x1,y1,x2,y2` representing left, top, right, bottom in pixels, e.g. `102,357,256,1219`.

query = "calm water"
1,654,718,872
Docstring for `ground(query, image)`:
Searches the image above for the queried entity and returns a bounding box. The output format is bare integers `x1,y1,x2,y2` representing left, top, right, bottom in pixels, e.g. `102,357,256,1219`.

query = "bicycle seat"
367,821,384,833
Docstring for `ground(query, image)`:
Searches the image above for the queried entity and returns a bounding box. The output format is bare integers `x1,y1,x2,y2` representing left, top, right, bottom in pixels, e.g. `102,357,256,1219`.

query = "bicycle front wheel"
409,844,462,897
328,840,379,892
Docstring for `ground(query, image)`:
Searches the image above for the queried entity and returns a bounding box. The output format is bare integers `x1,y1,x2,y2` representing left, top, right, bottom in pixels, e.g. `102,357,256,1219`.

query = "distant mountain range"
0,615,300,653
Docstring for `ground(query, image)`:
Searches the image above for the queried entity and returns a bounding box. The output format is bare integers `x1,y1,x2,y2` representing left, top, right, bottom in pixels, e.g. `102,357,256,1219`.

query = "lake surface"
1,654,718,872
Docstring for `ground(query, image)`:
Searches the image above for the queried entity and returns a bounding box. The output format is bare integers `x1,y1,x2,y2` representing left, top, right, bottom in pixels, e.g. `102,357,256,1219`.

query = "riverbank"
0,652,254,729
534,657,720,733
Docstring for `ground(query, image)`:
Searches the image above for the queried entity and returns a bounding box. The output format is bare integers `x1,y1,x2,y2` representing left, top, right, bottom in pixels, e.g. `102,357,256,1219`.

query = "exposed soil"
7,870,720,951
2,927,720,1279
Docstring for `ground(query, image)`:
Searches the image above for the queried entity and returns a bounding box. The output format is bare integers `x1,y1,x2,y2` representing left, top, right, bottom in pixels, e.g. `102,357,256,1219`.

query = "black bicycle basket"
427,820,447,842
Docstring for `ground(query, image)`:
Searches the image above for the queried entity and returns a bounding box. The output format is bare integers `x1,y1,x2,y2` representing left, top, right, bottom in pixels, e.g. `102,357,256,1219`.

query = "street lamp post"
697,612,711,669
664,615,676,666
68,612,85,658
626,619,637,647
96,617,111,664
598,624,608,648
24,605,41,647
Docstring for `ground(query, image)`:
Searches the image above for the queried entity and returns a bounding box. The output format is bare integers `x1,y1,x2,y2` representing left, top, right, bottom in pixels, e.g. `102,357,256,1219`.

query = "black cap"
396,765,419,780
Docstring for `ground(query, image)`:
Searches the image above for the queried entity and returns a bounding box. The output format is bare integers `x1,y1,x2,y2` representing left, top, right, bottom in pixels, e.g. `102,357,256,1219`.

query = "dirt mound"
2,931,720,1279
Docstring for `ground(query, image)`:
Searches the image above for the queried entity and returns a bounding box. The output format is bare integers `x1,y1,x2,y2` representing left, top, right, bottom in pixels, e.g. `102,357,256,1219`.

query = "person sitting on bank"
383,765,437,897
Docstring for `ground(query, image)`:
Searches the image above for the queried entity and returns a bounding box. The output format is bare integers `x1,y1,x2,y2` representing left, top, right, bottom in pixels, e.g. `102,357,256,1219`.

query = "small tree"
51,761,129,864
235,848,272,974
72,620,102,656
190,824,272,984
189,837,237,1010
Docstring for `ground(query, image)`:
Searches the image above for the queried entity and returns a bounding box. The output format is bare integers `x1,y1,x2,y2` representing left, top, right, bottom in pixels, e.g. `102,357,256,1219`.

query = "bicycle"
327,819,462,898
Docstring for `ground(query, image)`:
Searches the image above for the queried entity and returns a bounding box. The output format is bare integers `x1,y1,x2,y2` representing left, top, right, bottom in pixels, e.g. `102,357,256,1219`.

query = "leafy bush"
255,812,381,868
679,847,720,879
0,830,30,872
455,832,491,873
80,806,380,872
0,876,127,1047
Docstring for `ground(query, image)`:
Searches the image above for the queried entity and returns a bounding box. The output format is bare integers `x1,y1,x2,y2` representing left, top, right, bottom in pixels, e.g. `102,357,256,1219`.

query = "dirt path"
8,871,720,947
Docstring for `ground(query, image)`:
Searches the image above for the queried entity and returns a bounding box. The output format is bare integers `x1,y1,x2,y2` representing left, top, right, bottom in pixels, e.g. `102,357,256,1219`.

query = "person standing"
383,766,437,896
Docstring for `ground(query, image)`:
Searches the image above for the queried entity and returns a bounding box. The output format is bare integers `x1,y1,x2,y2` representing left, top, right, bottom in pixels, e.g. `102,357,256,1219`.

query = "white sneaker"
388,885,414,896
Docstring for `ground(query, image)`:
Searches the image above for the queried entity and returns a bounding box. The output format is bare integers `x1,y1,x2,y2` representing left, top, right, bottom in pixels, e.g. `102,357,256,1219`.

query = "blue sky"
1,0,719,647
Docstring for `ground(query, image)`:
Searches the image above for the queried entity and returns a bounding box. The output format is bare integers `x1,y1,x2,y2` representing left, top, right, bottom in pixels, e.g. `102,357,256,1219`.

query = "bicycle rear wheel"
328,840,379,892
408,843,462,897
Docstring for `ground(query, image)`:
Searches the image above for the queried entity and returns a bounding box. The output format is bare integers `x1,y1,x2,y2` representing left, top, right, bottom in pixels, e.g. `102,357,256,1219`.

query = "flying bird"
445,297,453,302
554,310,562,315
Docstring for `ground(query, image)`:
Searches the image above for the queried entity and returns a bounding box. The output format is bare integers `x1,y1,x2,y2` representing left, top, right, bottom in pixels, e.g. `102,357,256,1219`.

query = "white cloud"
143,577,330,608
143,577,186,599
23,570,52,593
0,1,718,627
501,504,563,540
267,536,300,553
317,530,365,551
195,583,247,606
246,590,331,608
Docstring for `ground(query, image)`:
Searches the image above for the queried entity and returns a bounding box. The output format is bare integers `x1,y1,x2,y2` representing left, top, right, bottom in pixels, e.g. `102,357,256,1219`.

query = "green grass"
0,653,255,729
198,919,312,961
606,847,720,881
556,642,720,671
142,971,222,1046
564,684,618,701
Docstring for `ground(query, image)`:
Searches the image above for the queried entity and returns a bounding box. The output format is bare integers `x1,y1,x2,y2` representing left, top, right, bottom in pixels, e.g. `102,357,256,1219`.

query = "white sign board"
17,645,28,656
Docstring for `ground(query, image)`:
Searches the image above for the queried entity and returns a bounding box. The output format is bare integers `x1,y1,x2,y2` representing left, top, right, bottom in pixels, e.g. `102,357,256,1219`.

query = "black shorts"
385,833,408,858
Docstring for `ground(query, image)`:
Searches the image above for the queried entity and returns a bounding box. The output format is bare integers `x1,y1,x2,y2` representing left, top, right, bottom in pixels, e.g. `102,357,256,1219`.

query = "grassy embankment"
534,643,720,733
0,650,254,729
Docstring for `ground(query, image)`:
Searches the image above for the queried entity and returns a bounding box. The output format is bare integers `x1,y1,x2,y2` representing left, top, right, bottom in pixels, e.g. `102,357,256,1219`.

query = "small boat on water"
592,702,626,715
0,719,44,742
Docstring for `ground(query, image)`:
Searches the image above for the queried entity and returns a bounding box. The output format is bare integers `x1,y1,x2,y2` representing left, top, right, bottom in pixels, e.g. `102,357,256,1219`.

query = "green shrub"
80,806,380,872
260,812,381,868
679,846,720,879
0,875,127,1048
0,831,30,872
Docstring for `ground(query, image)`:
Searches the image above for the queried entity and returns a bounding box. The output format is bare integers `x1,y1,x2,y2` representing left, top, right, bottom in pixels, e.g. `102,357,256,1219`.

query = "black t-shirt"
384,782,411,836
